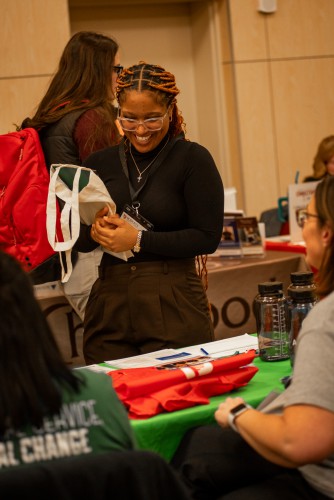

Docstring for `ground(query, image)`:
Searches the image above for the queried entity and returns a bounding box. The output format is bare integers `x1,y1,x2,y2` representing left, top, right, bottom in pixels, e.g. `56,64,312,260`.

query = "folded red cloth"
107,350,258,419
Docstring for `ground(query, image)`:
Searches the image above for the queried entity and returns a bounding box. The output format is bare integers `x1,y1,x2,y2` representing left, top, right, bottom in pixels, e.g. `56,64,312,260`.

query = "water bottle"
288,287,318,367
254,281,289,361
287,271,317,299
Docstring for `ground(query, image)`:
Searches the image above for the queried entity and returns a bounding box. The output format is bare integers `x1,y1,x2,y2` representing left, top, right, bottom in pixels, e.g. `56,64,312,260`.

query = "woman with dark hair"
0,251,136,467
22,31,123,320
172,175,334,500
75,61,224,364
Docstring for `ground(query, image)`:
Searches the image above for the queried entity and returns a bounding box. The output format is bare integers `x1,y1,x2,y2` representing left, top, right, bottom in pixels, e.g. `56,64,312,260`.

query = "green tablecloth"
130,357,291,461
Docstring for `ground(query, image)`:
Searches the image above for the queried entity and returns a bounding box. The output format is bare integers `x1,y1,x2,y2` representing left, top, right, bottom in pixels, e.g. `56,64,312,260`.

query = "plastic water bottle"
288,287,318,367
287,271,317,299
254,282,289,361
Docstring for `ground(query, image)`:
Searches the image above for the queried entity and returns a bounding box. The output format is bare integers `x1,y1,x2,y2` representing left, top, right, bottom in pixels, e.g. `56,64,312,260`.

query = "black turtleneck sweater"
76,133,224,265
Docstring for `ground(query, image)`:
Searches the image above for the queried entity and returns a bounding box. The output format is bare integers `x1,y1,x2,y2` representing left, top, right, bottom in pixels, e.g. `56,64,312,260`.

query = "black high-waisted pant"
83,258,214,364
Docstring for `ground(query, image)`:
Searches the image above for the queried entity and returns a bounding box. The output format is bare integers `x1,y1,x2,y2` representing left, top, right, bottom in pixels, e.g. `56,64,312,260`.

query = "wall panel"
224,0,334,217
0,77,51,133
228,0,268,61
0,0,70,134
267,0,334,58
272,57,334,189
1,0,69,77
234,62,278,217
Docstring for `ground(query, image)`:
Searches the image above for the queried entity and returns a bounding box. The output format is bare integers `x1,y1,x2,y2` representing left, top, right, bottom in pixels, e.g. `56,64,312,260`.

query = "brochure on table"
212,211,264,259
84,333,258,373
288,180,319,243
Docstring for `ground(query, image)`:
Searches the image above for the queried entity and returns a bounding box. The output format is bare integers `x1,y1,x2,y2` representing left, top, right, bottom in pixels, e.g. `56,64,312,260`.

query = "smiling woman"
75,61,225,365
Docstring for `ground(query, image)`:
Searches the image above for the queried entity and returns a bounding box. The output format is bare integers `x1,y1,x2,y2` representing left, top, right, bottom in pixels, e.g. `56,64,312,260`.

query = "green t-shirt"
0,369,137,468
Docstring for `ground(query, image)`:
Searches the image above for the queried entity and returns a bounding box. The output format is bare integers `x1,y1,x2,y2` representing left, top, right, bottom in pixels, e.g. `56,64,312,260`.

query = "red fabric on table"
107,350,258,419
265,240,306,254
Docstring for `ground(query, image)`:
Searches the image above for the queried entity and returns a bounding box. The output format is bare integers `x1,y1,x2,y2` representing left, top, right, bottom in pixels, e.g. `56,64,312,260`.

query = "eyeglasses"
113,65,124,75
117,108,169,132
296,208,320,228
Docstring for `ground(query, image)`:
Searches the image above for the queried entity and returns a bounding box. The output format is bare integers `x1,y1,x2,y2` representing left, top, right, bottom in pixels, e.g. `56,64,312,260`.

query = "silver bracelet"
133,230,143,253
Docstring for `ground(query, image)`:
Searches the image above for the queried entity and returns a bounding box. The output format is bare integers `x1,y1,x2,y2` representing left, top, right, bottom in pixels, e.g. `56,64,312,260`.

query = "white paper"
102,334,258,370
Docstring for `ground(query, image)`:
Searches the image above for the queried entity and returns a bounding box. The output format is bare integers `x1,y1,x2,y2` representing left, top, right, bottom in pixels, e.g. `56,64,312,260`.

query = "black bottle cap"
258,281,283,294
290,271,314,285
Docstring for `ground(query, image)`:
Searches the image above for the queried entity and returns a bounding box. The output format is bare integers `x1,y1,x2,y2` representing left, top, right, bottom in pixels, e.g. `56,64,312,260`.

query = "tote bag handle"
47,165,82,282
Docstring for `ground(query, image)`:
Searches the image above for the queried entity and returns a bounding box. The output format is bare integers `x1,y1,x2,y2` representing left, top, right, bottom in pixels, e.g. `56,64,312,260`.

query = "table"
130,356,291,461
34,250,306,367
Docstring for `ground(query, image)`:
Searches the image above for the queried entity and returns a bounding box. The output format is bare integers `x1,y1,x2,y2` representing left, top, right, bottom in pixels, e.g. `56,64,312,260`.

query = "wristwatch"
133,230,143,253
227,403,252,433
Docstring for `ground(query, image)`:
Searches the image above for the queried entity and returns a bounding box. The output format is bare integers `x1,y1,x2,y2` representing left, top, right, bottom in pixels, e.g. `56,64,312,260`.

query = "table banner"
107,351,258,419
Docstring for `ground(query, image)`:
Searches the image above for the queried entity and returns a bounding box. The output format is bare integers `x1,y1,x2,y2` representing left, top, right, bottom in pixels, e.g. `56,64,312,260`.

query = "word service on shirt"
0,400,102,467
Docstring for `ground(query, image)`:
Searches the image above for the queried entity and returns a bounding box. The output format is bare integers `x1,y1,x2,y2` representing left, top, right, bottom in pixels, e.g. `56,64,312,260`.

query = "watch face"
230,403,247,415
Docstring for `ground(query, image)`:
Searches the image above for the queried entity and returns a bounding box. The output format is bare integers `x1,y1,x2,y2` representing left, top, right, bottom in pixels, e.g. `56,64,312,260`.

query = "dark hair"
0,252,83,434
116,61,186,137
314,176,334,297
22,31,119,141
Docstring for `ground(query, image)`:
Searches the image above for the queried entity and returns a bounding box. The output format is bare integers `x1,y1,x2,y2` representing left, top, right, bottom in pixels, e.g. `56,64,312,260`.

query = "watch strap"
227,403,252,433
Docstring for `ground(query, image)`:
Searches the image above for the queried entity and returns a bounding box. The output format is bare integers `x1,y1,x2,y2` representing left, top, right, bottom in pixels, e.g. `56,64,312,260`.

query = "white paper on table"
104,349,192,370
184,333,258,358
102,334,258,370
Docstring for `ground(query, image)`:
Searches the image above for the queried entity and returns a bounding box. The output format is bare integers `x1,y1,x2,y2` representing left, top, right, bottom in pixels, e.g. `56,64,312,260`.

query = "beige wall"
222,0,334,216
1,0,70,133
2,0,334,221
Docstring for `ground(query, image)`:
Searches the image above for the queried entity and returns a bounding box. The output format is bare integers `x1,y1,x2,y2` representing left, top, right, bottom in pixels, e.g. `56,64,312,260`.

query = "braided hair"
116,61,186,137
116,62,210,293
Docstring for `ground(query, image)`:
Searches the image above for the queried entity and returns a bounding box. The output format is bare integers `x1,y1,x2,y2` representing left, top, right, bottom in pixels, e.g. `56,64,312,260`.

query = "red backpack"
0,128,60,283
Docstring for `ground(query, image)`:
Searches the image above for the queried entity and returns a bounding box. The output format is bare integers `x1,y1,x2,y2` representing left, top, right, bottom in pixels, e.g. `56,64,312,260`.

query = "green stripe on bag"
58,167,90,192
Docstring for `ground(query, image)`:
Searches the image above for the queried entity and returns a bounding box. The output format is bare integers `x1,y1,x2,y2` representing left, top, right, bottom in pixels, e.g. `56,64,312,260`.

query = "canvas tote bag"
47,164,132,282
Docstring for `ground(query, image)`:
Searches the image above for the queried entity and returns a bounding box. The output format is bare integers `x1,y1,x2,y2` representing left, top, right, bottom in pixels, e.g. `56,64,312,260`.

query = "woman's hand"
214,397,246,428
90,207,138,252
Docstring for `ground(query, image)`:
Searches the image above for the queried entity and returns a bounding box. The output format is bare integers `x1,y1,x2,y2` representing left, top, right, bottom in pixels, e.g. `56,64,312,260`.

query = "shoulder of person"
42,109,86,138
76,107,105,125
83,142,119,166
76,368,115,390
174,138,217,166
298,291,334,343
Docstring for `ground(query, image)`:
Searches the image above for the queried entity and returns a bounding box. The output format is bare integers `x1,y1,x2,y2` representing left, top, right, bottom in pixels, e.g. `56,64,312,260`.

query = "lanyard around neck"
118,134,183,202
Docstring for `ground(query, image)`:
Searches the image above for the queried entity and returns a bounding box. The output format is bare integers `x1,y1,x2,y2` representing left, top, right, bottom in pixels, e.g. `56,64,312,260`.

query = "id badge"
120,203,154,231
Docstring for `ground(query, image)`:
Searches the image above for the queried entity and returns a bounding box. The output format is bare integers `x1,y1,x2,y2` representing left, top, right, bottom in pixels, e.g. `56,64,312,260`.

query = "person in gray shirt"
172,175,334,500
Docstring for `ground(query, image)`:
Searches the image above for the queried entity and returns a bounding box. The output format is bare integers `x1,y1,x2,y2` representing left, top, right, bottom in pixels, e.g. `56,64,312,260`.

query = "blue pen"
200,347,209,355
